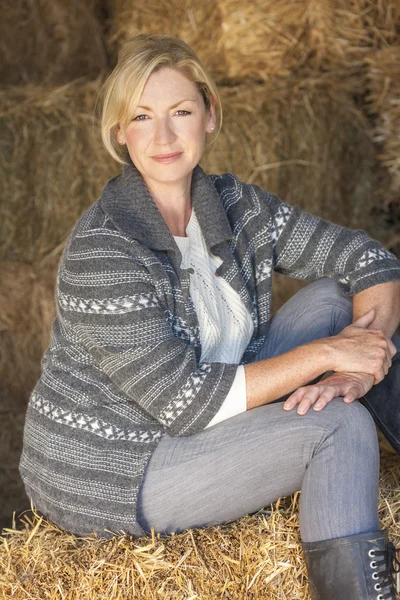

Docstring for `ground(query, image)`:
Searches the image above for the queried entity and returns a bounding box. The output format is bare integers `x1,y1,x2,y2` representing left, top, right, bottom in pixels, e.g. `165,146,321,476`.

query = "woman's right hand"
325,309,397,384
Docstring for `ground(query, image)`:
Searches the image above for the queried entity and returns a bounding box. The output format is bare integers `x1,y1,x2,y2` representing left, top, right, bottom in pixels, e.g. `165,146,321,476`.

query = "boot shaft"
303,530,399,600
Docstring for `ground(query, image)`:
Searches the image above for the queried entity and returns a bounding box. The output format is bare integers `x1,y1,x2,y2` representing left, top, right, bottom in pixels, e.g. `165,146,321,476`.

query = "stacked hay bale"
0,83,119,399
0,0,117,424
0,260,57,525
0,386,28,531
361,0,400,256
363,0,400,49
0,81,119,262
0,5,120,527
201,80,375,228
0,0,108,85
107,0,370,84
1,2,400,594
0,79,120,525
365,45,400,256
107,0,228,78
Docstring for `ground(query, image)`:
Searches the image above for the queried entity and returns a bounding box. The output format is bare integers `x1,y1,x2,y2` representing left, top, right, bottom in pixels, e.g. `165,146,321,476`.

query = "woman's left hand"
283,372,375,415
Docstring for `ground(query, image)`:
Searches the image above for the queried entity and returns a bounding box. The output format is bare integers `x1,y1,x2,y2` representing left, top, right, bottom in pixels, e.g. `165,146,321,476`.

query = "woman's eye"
133,114,148,121
175,110,191,116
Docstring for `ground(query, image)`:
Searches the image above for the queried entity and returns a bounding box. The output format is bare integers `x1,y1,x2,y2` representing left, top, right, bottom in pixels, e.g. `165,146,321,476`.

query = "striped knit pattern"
19,161,400,538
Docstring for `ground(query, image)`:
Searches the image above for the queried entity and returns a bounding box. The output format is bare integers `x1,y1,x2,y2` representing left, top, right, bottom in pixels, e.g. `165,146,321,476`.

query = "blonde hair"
99,34,222,164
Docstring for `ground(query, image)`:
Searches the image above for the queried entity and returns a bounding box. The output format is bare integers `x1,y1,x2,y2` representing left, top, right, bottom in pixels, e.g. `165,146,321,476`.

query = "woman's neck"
144,175,193,237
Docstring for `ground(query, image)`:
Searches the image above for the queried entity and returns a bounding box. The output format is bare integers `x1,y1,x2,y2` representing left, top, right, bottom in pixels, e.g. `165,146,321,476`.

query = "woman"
20,34,400,599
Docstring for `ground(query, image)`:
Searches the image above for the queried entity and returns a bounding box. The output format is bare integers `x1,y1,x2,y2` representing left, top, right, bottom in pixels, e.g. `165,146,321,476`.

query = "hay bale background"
0,387,29,533
367,45,400,195
0,80,120,262
107,0,228,80
0,259,59,401
363,0,400,49
201,77,378,234
365,45,400,256
0,258,61,529
0,445,399,599
215,0,370,85
107,0,381,86
0,0,108,85
2,0,400,575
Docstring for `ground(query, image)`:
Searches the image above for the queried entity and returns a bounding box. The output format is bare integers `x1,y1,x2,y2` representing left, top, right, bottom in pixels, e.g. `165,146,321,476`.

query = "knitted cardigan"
20,162,400,538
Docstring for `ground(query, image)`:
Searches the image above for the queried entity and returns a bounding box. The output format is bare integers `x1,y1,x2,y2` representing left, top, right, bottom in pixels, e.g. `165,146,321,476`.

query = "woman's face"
117,67,216,190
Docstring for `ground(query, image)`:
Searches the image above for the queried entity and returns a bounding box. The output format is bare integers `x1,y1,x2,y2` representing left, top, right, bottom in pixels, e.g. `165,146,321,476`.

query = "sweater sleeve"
267,193,400,294
56,225,238,438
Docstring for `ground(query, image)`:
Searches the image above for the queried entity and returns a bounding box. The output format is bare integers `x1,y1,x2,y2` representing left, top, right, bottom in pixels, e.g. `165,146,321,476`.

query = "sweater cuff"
349,268,400,295
204,365,247,429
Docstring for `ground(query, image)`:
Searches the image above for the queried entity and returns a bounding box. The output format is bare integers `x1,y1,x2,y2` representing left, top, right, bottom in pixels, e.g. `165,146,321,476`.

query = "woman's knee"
301,279,351,309
281,278,352,333
319,399,378,450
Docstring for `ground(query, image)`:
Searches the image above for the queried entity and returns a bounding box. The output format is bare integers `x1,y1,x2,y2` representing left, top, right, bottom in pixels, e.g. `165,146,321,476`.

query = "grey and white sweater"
20,161,400,538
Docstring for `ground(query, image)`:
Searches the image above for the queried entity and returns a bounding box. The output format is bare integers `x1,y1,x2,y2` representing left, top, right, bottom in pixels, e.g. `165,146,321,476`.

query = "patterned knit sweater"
20,162,400,538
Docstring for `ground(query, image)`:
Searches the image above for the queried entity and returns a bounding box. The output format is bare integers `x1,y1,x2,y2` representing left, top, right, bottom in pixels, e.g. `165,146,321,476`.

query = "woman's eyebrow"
136,98,198,111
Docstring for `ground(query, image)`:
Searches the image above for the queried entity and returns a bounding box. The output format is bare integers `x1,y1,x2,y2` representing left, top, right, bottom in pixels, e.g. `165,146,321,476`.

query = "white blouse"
174,209,254,428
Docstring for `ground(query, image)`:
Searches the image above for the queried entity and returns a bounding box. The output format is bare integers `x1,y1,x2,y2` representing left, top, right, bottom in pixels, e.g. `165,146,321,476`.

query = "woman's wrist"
306,337,337,373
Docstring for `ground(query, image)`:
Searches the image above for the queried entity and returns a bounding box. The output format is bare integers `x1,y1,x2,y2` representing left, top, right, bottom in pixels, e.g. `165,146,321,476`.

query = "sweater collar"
100,160,233,253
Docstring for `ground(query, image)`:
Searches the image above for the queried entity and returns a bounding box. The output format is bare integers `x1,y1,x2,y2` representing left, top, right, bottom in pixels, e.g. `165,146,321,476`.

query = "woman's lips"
151,152,182,163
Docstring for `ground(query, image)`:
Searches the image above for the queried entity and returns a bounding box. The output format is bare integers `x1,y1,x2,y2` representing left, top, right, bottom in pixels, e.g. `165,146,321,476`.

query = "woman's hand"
325,309,397,384
283,372,374,415
245,309,395,411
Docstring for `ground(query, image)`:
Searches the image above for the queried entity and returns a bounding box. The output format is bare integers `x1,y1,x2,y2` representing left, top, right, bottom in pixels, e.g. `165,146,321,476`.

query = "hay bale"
0,387,29,531
367,45,400,192
201,77,378,234
0,0,108,85
216,0,370,84
363,0,400,49
1,446,399,599
365,45,400,255
0,258,59,402
107,0,373,85
0,497,308,598
107,0,228,79
0,80,120,262
0,258,59,528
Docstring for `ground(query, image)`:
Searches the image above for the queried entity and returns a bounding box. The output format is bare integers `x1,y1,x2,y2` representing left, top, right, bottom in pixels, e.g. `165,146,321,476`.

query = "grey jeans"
136,279,395,542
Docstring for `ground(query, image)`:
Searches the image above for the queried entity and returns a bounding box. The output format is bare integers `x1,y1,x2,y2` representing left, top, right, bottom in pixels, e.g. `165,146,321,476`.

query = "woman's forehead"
139,68,201,105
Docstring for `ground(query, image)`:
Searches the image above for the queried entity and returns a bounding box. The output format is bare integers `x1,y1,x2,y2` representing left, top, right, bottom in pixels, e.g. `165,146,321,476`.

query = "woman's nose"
154,118,176,144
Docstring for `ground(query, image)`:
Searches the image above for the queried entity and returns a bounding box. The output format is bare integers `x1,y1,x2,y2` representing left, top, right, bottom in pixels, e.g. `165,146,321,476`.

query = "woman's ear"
115,123,126,145
206,97,217,134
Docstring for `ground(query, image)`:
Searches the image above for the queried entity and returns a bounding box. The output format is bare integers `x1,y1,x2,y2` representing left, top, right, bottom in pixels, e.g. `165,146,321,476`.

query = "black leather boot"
360,358,400,455
302,530,400,599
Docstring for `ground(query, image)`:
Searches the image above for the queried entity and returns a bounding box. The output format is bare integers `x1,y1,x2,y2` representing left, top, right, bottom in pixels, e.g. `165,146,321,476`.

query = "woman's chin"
142,162,196,186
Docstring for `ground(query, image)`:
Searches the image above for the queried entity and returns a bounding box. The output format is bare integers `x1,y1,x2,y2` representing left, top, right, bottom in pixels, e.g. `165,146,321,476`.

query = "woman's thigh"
260,277,400,359
136,398,377,537
257,278,353,360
